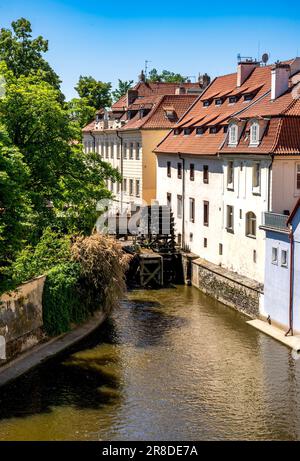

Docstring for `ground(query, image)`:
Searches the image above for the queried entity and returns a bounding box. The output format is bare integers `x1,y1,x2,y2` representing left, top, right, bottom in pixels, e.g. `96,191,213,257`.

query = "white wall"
272,157,300,214
156,153,271,283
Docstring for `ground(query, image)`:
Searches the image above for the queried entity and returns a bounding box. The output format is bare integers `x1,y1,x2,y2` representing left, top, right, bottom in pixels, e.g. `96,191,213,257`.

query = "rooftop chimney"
126,89,138,107
271,62,291,100
175,85,186,95
198,73,211,89
139,70,146,82
237,59,259,87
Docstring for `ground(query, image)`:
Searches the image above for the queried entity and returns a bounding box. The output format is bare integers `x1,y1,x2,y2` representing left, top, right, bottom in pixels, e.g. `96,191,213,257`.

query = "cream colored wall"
272,157,300,214
141,129,168,205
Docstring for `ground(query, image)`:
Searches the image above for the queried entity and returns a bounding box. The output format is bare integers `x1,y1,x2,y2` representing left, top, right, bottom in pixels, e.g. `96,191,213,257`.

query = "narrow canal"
0,285,300,440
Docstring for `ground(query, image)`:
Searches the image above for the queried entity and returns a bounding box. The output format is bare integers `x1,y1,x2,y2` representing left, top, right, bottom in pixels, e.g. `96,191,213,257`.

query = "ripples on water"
0,285,300,440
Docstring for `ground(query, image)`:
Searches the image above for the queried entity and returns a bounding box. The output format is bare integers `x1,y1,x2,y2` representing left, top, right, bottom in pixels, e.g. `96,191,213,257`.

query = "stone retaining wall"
0,276,46,364
191,257,263,318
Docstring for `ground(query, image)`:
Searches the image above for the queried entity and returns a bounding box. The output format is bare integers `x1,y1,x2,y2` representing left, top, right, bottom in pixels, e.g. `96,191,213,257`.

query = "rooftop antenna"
185,75,196,83
262,53,269,66
257,41,261,62
145,60,151,80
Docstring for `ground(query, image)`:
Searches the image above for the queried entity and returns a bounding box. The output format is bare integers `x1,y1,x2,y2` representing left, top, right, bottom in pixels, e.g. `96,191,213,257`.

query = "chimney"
237,60,259,87
271,62,291,100
126,89,138,107
198,73,211,89
175,85,186,95
139,70,146,82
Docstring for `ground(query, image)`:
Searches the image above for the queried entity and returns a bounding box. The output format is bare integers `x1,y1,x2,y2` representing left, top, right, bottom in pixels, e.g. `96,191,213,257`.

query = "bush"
42,262,85,336
71,233,131,315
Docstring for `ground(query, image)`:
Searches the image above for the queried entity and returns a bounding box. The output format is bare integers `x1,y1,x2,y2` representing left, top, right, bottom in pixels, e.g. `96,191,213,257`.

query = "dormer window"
209,126,218,134
229,96,238,104
250,122,260,146
196,127,205,135
228,123,238,145
184,128,192,136
244,93,253,102
203,100,210,107
215,98,223,106
174,128,181,135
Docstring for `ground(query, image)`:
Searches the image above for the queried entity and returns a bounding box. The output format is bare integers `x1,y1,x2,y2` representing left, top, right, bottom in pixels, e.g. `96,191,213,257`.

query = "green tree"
0,62,120,237
68,97,96,129
112,79,134,102
75,76,112,110
0,127,33,279
148,68,188,83
0,18,61,91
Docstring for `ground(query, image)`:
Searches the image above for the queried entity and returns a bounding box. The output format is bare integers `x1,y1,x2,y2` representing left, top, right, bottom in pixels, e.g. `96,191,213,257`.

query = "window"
177,233,182,246
281,249,288,267
117,143,121,159
252,162,260,189
129,143,134,159
177,195,183,219
246,212,256,237
203,165,209,183
228,123,238,145
272,247,278,264
227,161,234,188
123,178,127,192
110,142,114,159
196,127,204,135
167,161,171,178
190,164,195,181
215,98,223,106
219,243,223,255
189,233,193,242
229,96,237,104
250,122,259,145
177,162,182,179
296,164,300,190
136,143,140,160
136,180,140,197
105,142,109,158
174,128,180,135
226,205,234,232
204,238,208,247
123,143,127,159
209,127,218,134
167,192,172,208
189,198,195,223
116,181,120,193
110,181,114,192
203,100,210,107
129,179,134,195
244,93,253,101
203,201,209,226
253,250,257,263
184,128,191,135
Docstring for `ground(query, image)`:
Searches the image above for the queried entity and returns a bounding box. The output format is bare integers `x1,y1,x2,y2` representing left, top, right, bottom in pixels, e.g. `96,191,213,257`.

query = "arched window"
246,212,256,237
228,123,238,145
250,122,259,145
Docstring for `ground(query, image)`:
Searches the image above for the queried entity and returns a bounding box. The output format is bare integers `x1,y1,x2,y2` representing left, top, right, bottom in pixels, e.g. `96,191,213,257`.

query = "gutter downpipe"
286,226,294,336
89,130,96,152
179,153,185,250
116,130,123,213
267,155,273,212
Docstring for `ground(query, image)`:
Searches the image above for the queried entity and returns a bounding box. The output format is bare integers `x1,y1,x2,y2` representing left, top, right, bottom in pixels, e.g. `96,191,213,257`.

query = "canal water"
0,285,300,440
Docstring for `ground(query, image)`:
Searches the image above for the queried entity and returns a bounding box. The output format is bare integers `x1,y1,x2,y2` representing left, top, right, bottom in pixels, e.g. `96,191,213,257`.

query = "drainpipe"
286,227,294,336
116,130,123,213
179,153,185,249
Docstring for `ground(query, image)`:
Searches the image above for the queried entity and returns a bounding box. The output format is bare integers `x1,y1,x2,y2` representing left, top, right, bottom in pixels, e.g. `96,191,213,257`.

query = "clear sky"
0,0,300,100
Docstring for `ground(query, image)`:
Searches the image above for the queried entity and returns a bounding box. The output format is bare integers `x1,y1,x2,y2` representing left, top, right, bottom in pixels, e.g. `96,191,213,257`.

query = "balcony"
261,212,289,232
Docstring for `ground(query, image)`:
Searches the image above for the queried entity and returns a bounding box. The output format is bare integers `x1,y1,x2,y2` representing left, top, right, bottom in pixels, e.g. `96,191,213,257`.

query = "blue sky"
0,0,300,100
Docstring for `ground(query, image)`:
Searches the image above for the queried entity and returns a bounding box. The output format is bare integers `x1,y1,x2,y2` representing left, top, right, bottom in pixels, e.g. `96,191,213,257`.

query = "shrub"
42,262,84,336
71,233,131,315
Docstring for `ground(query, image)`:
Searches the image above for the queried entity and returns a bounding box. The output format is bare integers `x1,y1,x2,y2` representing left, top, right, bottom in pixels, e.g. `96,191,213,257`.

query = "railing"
262,212,288,230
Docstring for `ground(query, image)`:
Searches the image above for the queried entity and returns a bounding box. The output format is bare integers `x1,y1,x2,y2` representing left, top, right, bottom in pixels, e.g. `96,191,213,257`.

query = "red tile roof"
155,62,300,157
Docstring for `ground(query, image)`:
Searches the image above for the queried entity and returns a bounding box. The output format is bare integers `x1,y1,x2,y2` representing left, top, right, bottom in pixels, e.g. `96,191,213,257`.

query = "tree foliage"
75,76,112,110
112,79,134,103
148,68,188,83
0,18,61,92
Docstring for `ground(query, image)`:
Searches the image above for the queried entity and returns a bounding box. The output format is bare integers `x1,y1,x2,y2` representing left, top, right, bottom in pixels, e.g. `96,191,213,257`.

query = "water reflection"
0,285,299,440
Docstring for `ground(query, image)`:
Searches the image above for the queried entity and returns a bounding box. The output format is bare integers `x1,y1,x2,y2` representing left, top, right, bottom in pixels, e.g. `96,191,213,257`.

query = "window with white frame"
252,162,261,190
226,205,234,232
281,249,288,267
123,143,127,159
110,142,114,159
245,212,256,237
123,178,127,192
250,122,259,145
129,143,134,159
177,195,183,219
136,180,140,197
117,143,121,159
189,198,195,223
272,247,278,264
105,142,109,158
136,143,140,160
228,123,238,145
227,161,234,189
129,179,134,195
